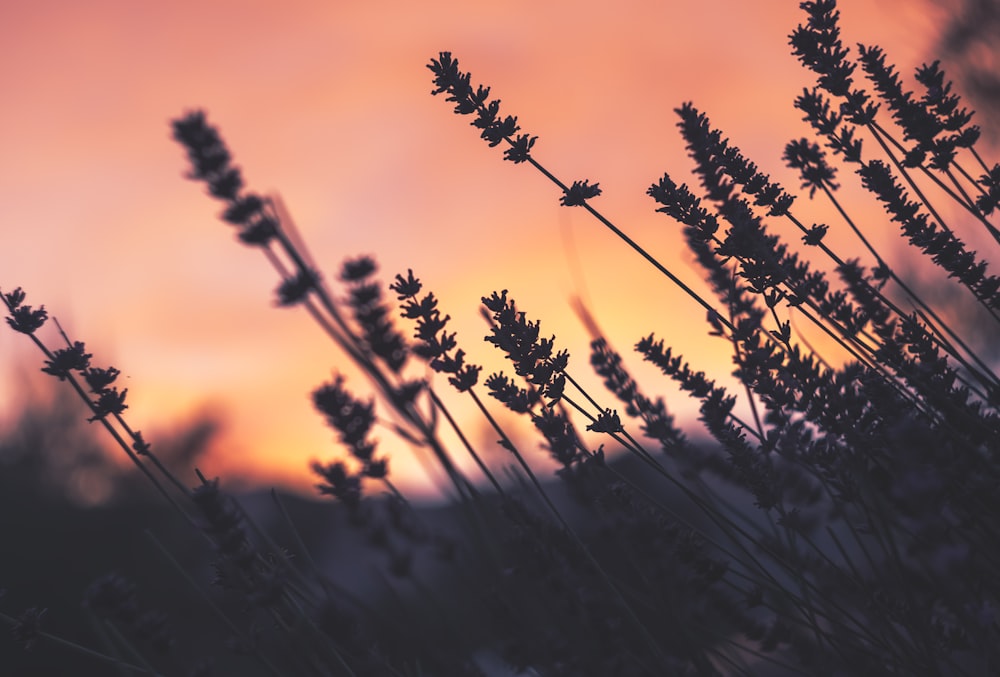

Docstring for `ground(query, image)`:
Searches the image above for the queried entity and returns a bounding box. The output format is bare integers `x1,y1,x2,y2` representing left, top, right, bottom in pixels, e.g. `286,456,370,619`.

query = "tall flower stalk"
4,1,999,675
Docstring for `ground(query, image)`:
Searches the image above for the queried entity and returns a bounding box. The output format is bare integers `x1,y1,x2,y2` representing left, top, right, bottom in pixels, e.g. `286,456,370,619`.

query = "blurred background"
2,0,999,673
1,0,997,501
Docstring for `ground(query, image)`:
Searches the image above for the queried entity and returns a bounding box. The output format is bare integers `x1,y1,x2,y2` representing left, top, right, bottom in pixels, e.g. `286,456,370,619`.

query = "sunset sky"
0,1,966,500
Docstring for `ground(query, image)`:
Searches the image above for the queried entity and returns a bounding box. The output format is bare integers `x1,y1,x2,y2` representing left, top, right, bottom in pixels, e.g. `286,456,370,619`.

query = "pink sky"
0,1,957,499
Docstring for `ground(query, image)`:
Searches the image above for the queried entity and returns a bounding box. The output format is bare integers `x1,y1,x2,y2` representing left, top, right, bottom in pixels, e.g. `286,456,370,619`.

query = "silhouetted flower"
392,270,482,391
313,375,377,464
172,110,233,181
794,88,865,162
276,268,320,306
801,223,829,245
82,365,120,392
172,111,279,248
207,167,243,200
481,115,520,147
560,180,602,206
859,159,1000,309
484,372,538,413
977,163,1000,215
589,338,688,454
391,379,424,408
2,287,26,309
41,341,91,380
427,51,464,96
473,100,500,130
191,477,257,568
222,194,264,225
637,334,780,509
428,51,536,159
532,407,580,468
311,460,363,508
341,258,408,372
390,269,422,299
340,256,377,282
364,458,388,479
789,0,856,97
82,7,1000,673
5,303,47,335
482,290,566,393
859,45,941,143
88,387,128,421
586,409,623,434
504,133,537,163
784,138,839,196
132,430,151,455
237,215,278,246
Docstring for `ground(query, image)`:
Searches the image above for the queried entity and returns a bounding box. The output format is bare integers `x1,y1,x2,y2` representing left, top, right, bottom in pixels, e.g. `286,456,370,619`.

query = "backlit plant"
3,1,999,674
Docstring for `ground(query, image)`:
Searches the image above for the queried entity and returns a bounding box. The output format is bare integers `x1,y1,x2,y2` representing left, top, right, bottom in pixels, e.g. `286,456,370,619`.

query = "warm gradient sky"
0,0,963,499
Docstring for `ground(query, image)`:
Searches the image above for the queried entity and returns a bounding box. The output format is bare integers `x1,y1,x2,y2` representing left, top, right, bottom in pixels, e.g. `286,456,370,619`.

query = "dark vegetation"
3,1,1000,674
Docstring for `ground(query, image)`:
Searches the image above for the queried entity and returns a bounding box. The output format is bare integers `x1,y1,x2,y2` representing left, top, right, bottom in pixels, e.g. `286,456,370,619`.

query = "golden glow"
0,1,951,499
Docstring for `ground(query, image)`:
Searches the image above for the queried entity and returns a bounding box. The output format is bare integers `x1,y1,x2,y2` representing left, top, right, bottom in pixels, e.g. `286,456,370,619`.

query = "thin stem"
0,612,162,675
821,183,999,392
464,387,674,669
425,387,504,494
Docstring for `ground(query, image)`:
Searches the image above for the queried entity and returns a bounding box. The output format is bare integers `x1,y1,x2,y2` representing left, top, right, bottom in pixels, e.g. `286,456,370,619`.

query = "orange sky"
0,1,959,500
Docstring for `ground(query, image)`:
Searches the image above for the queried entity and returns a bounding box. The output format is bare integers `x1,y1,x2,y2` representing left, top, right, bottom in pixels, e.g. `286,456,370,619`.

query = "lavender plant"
3,1,999,674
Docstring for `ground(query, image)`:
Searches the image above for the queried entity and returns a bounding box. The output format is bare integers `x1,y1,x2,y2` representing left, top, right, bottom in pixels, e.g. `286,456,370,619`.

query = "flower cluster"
978,163,1000,216
311,374,388,498
40,340,90,381
191,475,288,611
636,335,780,510
340,256,408,374
783,138,839,198
428,52,603,208
309,460,363,508
172,111,320,307
589,338,687,456
2,287,48,335
859,159,1000,310
427,51,537,164
479,291,586,468
482,290,568,403
560,180,602,207
790,0,879,125
172,112,277,247
858,46,979,170
191,477,257,568
794,88,865,163
3,289,131,423
8,2,1000,674
789,1,854,96
390,269,481,392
